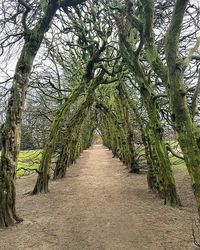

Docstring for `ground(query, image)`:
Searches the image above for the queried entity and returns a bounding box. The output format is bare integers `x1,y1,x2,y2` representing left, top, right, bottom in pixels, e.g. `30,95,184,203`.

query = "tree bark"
0,0,61,227
118,30,180,206
117,85,140,173
119,82,158,188
0,0,87,228
33,81,98,192
165,0,200,214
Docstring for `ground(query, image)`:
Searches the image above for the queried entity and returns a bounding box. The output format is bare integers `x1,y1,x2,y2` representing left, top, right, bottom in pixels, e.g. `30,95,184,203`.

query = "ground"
0,145,199,250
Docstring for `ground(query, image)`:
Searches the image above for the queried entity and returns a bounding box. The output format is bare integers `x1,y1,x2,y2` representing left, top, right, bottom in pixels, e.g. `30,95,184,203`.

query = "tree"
121,0,200,211
0,0,86,228
32,0,118,193
165,0,200,215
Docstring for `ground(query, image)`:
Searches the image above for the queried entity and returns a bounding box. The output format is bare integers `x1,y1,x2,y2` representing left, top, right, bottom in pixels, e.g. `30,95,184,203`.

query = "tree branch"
165,0,189,66
18,0,32,32
191,70,200,118
141,0,168,83
183,37,200,66
166,143,184,160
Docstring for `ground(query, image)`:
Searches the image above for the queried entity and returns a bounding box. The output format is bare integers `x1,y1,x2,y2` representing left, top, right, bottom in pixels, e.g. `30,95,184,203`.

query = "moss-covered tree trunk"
164,0,200,213
118,29,180,206
53,139,71,179
53,126,81,179
0,0,60,227
54,99,97,179
120,82,158,189
143,84,180,205
32,84,86,193
99,117,112,149
117,85,139,173
32,35,107,193
33,81,98,192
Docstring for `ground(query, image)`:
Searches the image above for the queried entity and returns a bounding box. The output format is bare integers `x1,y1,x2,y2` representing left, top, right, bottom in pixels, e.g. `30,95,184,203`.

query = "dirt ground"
0,145,199,250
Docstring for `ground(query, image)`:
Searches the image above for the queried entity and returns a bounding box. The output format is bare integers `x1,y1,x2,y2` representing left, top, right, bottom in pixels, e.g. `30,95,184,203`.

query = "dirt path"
0,145,198,249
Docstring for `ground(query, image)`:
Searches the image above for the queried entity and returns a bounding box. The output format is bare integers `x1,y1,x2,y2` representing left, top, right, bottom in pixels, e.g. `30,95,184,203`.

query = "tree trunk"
53,144,69,179
144,88,181,205
166,46,200,210
120,83,157,188
32,83,86,193
0,0,64,227
164,0,200,211
117,86,139,173
0,28,49,228
0,172,22,228
118,32,180,206
33,81,97,192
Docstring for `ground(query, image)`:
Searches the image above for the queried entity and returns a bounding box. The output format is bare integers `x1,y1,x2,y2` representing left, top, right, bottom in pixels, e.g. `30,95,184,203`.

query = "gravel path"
0,145,198,249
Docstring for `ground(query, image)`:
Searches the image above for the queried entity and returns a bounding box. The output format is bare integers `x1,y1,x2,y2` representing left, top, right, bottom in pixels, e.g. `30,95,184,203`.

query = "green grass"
167,140,187,172
137,139,187,172
169,155,187,172
17,150,42,177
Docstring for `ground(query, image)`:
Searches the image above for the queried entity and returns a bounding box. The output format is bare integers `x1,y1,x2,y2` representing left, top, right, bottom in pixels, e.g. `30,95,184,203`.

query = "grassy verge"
137,140,187,172
166,140,187,172
169,155,187,172
17,150,42,177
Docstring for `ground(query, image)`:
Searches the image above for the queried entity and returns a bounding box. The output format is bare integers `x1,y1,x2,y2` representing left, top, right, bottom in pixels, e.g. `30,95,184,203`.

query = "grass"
166,140,187,172
169,155,187,172
1,139,188,178
0,149,57,177
17,150,42,177
137,139,187,172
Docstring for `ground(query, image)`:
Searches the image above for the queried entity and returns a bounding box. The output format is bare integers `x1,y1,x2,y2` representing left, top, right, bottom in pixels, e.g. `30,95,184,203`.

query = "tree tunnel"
0,0,200,230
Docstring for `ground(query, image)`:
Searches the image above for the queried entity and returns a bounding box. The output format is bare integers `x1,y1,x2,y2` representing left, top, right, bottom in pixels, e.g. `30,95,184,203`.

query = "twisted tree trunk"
117,85,139,173
0,0,87,228
0,0,60,226
33,81,98,192
118,30,180,206
165,0,200,214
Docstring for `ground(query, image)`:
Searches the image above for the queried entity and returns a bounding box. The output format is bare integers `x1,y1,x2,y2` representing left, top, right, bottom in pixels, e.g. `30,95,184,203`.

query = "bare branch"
183,37,200,66
18,0,31,32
